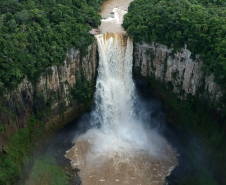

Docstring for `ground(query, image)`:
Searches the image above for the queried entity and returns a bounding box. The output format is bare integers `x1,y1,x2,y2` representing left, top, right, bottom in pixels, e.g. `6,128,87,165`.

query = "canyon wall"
134,42,223,103
0,43,97,149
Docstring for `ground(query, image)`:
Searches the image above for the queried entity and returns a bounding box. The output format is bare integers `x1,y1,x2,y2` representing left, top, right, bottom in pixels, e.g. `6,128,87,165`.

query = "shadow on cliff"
135,78,219,185
23,78,219,185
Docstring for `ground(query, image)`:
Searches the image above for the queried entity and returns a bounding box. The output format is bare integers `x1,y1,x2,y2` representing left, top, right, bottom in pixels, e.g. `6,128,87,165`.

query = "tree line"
123,0,226,89
0,0,104,94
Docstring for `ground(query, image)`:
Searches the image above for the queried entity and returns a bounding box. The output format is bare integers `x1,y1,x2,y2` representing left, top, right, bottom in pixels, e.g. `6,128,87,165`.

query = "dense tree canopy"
123,0,226,88
0,0,104,93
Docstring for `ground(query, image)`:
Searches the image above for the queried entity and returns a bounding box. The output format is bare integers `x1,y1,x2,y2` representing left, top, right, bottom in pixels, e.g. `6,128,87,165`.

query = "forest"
0,1,104,183
123,0,226,89
0,0,104,94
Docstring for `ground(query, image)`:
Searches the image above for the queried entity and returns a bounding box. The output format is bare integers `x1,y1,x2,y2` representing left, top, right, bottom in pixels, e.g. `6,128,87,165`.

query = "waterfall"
92,33,137,138
85,33,149,156
66,33,178,185
72,33,169,161
66,3,178,183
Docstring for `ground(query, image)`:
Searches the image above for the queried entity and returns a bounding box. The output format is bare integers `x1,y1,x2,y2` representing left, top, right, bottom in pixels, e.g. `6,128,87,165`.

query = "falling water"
66,33,177,185
92,33,136,142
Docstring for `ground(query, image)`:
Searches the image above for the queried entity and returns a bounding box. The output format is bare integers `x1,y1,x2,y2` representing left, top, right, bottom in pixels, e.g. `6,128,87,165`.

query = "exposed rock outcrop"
0,43,97,147
134,42,223,102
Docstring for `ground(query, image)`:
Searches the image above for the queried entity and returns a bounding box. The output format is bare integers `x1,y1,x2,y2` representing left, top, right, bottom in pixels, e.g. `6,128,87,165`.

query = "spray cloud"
74,33,170,163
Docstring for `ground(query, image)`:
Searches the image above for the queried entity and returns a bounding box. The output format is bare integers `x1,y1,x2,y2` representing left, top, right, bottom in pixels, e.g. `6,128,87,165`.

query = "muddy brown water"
98,0,134,34
66,139,177,185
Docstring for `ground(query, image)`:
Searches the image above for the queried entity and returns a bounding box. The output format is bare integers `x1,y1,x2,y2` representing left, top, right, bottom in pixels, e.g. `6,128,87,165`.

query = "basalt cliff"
134,42,223,103
0,43,97,150
1,40,224,151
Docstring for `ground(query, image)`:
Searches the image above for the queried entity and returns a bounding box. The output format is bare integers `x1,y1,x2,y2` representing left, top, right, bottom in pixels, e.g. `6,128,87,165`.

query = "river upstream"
65,0,178,185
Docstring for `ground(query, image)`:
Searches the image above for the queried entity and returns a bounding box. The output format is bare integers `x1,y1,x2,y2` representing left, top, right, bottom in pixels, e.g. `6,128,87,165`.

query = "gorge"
66,32,177,184
0,0,225,185
66,2,177,184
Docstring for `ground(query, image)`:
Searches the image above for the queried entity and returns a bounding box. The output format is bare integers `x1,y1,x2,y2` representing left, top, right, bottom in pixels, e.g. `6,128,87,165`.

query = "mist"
69,33,176,170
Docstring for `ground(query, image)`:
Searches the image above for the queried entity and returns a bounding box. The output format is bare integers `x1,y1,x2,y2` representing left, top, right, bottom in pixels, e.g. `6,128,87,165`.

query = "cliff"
134,42,223,103
0,43,97,149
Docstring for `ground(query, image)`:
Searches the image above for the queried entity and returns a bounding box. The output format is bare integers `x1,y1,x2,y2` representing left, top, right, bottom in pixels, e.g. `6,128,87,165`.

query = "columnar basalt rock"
0,43,97,147
134,42,223,102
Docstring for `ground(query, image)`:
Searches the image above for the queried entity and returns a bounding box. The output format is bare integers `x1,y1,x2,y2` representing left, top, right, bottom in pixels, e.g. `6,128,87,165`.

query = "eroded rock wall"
0,43,97,149
134,42,223,102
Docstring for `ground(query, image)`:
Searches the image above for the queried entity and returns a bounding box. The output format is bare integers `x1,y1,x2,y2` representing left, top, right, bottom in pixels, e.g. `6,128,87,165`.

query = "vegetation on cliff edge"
0,0,104,93
123,0,226,89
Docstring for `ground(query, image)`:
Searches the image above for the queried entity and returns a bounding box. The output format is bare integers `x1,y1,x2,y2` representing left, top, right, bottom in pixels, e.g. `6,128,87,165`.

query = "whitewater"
66,1,177,184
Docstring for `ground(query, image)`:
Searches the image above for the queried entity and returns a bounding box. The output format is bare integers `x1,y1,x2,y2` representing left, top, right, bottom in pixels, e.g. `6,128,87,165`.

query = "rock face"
134,42,223,102
0,43,97,148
